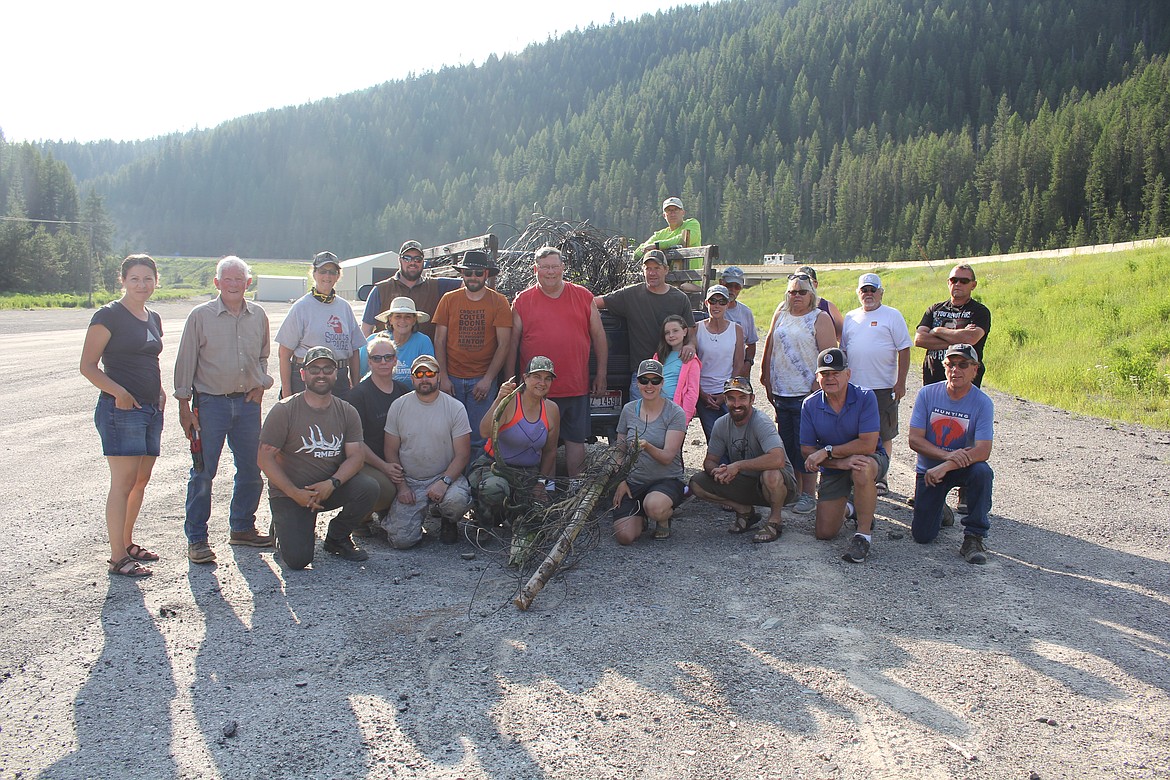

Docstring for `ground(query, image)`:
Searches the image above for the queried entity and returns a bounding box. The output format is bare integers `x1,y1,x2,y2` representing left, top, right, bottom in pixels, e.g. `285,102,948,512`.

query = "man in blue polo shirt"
800,348,889,563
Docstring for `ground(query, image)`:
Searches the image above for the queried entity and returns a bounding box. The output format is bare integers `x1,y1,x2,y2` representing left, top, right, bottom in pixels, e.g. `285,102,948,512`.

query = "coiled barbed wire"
491,212,640,298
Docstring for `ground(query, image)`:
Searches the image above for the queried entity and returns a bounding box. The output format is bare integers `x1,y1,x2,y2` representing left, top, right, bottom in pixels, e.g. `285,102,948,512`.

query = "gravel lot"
0,299,1167,779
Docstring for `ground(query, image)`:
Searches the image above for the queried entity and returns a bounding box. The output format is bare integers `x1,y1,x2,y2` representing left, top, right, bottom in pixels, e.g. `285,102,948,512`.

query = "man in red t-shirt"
508,246,607,478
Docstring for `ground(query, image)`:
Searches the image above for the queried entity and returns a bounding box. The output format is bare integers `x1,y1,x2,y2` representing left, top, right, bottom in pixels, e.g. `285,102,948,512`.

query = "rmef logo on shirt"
296,425,343,458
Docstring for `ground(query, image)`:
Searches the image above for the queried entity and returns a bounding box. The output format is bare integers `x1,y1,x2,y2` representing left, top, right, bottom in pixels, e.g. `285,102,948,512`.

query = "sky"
2,0,684,144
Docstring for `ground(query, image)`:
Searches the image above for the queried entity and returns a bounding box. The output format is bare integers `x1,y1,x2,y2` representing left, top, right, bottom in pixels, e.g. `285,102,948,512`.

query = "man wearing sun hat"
800,347,887,564
383,354,473,549
688,376,797,544
432,249,513,452
362,239,460,340
633,197,702,262
841,272,912,480
258,346,379,569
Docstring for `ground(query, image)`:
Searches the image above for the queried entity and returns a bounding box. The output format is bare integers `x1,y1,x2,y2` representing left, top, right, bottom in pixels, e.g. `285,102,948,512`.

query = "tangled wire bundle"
493,212,639,298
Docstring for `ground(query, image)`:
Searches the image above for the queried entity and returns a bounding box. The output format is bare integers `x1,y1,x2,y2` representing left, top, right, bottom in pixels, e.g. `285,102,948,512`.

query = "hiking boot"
941,504,955,527
229,528,273,547
841,534,871,564
960,534,988,565
440,517,459,545
792,493,817,515
188,541,216,564
323,536,369,562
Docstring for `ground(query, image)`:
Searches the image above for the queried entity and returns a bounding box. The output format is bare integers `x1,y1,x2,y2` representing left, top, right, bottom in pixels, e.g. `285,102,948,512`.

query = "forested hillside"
37,0,1170,263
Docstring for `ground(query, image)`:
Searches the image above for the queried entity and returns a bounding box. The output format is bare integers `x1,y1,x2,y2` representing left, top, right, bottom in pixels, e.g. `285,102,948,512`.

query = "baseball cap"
636,358,664,378
944,344,979,363
723,376,753,395
525,356,557,377
662,197,684,210
720,266,746,285
312,251,340,269
303,346,338,366
705,284,732,302
398,240,423,256
642,249,668,266
411,354,440,373
858,273,883,290
815,348,848,373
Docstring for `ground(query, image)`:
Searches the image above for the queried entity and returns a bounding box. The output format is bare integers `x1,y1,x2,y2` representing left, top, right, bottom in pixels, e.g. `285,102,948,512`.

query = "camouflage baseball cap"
722,376,753,395
399,240,423,256
303,346,338,366
636,358,664,378
525,356,557,378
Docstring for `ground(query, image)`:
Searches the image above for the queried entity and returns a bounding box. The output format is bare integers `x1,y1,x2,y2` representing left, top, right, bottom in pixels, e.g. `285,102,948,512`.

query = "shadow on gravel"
41,580,178,780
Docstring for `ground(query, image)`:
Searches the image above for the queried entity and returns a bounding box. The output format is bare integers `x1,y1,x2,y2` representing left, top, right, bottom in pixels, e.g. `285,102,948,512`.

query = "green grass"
739,246,1170,430
0,257,311,309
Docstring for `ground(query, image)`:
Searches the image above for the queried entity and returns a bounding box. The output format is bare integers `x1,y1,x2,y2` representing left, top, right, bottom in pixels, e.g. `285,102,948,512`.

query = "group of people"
81,195,995,577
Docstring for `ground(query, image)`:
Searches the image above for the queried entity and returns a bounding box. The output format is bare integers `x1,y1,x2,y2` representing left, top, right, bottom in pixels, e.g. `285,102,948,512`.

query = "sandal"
751,521,784,544
875,480,889,497
653,522,672,540
728,510,761,534
108,555,152,578
126,543,160,562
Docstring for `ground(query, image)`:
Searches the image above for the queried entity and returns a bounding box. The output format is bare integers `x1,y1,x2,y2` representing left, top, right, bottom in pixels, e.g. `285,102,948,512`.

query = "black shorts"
555,394,589,444
615,478,686,518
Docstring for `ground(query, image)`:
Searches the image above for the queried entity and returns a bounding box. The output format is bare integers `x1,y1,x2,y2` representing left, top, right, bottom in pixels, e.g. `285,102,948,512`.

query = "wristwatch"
329,477,341,489
440,475,453,486
824,445,834,459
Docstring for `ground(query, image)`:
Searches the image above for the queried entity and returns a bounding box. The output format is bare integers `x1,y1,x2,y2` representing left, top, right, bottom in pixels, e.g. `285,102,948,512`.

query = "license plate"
590,390,622,410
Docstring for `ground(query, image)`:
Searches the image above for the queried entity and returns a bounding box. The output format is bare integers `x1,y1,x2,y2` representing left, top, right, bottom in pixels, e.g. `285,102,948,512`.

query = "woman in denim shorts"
80,255,165,577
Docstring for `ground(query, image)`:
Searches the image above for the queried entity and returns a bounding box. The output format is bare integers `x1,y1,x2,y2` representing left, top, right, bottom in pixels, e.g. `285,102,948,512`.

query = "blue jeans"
184,393,263,543
773,395,809,474
911,461,993,543
450,375,495,454
695,399,728,442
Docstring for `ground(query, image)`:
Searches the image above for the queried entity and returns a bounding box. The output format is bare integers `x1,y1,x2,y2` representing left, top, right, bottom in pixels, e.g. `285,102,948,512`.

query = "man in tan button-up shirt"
173,256,274,564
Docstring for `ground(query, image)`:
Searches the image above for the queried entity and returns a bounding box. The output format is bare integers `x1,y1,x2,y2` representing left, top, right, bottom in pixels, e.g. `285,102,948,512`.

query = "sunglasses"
787,289,810,296
638,376,663,385
315,267,340,276
368,354,396,363
707,297,729,305
787,273,812,281
945,360,974,370
401,254,425,263
859,286,878,294
461,269,487,277
949,276,974,284
412,369,437,378
304,365,336,376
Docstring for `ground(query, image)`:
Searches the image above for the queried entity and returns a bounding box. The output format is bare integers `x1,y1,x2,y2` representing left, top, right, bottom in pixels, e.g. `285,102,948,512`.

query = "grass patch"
741,246,1170,429
1,257,311,309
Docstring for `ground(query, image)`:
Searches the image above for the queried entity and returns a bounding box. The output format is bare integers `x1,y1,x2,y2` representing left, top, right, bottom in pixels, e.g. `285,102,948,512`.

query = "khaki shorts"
817,450,890,502
689,466,797,507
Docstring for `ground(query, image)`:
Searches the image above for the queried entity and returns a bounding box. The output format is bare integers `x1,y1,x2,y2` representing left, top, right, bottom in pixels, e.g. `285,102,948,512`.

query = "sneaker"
941,504,955,527
960,534,988,565
188,541,216,564
323,536,369,562
875,480,889,496
792,493,817,515
841,534,871,563
229,528,273,547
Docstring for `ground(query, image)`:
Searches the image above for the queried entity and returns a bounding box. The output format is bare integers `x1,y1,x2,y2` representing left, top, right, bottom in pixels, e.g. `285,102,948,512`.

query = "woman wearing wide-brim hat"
374,296,434,384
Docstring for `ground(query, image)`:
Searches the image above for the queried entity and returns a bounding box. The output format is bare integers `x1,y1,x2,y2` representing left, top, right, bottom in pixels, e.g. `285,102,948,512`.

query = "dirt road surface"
0,299,1167,779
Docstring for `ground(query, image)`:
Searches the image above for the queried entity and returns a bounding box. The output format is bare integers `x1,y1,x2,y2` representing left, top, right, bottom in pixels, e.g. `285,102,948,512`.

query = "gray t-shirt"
385,391,472,481
708,408,788,479
275,294,365,359
602,284,696,365
618,398,687,485
260,394,363,499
